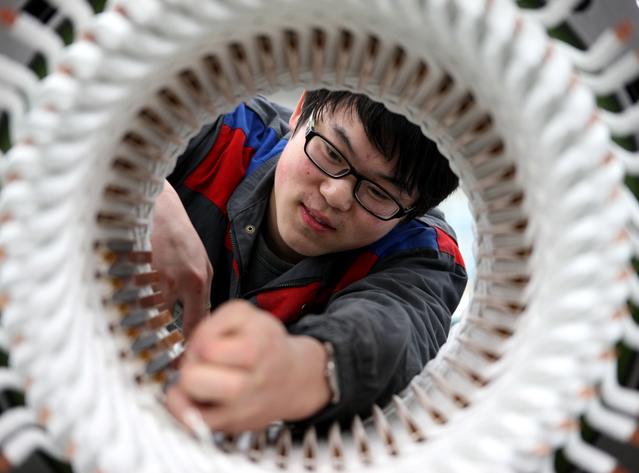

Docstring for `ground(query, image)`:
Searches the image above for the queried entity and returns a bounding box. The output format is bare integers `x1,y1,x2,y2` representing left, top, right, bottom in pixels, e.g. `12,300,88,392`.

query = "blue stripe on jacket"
369,220,439,258
222,103,288,176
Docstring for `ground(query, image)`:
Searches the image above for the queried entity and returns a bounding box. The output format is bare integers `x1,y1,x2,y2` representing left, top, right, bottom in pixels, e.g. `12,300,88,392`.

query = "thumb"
181,289,210,340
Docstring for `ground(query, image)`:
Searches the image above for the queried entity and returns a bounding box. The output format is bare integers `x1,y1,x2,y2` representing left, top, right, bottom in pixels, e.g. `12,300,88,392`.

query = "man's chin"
285,239,330,260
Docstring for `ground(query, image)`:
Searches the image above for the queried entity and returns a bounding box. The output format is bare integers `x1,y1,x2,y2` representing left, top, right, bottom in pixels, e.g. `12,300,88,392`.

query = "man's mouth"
301,204,336,231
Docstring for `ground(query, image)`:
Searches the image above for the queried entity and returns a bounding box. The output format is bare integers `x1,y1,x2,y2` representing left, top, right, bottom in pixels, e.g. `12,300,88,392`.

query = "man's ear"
288,90,307,131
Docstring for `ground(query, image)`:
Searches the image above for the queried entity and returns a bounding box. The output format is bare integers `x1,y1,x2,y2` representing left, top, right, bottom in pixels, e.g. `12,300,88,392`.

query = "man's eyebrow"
331,124,402,187
332,124,355,156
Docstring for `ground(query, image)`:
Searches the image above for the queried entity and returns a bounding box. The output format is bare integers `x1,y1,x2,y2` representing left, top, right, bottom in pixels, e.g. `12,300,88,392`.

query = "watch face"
323,342,340,404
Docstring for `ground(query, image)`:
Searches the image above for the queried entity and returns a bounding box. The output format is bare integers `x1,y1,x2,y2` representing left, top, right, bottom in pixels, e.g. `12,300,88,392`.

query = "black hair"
294,89,458,218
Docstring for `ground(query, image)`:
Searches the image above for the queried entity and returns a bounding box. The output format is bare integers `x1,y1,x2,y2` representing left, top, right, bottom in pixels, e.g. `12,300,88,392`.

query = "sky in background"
438,190,474,321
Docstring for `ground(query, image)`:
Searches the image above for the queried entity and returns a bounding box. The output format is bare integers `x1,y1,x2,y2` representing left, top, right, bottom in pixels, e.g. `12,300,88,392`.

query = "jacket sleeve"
287,248,467,427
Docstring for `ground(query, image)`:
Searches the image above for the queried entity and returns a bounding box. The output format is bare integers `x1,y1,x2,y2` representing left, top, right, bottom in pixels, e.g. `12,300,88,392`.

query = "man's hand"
151,181,213,338
165,300,332,433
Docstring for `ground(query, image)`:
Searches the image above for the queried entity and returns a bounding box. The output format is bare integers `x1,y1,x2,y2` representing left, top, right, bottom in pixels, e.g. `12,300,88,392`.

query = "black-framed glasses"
304,117,413,221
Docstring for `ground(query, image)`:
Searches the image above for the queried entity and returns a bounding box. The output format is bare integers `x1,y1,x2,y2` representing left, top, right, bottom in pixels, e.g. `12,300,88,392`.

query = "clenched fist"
165,300,331,433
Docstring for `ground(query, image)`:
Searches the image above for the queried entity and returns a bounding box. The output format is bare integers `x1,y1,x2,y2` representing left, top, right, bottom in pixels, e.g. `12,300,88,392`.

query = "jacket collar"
227,155,276,221
226,157,276,286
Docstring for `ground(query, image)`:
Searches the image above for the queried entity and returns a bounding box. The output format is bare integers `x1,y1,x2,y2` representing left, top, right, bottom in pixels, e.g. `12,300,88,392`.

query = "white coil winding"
0,0,638,472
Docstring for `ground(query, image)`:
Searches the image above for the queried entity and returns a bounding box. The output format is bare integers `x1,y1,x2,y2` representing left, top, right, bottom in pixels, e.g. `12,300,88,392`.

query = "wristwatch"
323,342,340,404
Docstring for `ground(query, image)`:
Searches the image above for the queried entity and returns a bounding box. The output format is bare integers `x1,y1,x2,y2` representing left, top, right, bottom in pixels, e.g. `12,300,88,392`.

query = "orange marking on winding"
615,20,634,43
0,453,12,473
0,9,17,27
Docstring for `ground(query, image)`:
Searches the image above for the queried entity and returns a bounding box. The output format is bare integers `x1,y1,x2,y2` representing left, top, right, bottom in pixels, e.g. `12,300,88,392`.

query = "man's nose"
319,177,355,212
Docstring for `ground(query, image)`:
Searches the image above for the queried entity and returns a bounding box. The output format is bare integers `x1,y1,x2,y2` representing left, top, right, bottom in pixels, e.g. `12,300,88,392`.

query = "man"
159,90,467,433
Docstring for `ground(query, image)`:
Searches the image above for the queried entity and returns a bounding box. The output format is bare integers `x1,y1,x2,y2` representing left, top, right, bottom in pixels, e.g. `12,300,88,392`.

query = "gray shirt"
244,231,294,294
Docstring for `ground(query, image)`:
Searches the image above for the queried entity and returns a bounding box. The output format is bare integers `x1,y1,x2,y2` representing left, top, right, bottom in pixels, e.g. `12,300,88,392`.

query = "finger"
196,402,269,434
165,384,194,423
181,274,213,338
181,297,207,340
165,385,212,441
190,300,260,344
196,336,260,369
155,280,178,313
179,362,250,404
167,378,258,434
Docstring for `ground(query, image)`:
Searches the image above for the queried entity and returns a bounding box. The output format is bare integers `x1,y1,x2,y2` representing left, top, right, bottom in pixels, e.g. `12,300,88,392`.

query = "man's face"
266,99,416,262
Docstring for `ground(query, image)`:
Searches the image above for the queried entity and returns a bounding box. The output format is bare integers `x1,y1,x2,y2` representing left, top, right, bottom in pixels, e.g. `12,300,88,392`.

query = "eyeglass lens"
305,134,400,219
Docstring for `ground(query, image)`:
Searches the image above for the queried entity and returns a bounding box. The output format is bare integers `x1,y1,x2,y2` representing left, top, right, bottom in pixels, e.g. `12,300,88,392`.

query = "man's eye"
325,147,343,163
366,185,393,202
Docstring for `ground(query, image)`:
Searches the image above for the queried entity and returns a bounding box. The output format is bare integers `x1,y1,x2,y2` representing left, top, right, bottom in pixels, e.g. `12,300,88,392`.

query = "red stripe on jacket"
333,252,379,294
184,124,255,215
256,282,322,323
435,227,465,268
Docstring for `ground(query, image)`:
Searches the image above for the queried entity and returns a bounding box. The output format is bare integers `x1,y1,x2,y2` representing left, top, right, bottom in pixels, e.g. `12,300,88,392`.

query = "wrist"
284,336,332,420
